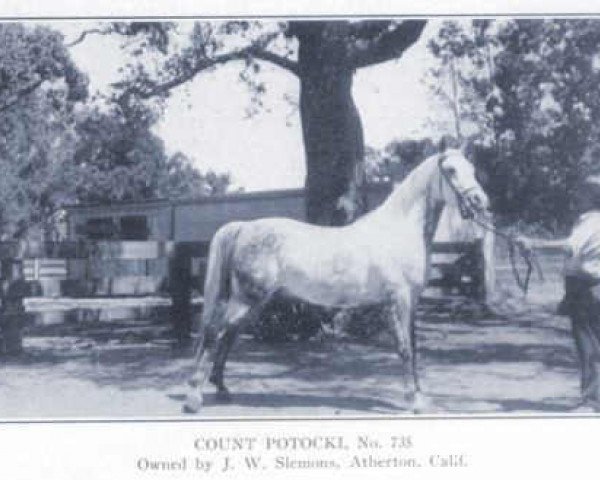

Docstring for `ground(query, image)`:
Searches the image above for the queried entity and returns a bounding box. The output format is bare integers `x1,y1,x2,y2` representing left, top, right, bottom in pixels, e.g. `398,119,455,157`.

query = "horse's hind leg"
208,299,250,400
209,291,278,400
183,300,248,413
203,299,250,399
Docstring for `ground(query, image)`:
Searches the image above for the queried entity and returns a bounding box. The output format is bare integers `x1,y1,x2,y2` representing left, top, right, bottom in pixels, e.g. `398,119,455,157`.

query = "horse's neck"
424,197,444,247
364,158,443,243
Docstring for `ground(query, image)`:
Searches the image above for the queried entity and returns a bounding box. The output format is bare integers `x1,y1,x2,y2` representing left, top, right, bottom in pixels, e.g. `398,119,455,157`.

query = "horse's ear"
438,137,447,153
459,139,468,156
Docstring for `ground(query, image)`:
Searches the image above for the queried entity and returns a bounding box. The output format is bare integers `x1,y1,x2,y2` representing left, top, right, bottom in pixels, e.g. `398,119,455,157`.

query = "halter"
437,155,477,220
437,154,543,295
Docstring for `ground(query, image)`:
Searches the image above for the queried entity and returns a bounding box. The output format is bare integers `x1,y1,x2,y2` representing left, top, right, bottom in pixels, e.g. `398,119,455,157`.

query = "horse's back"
225,217,335,245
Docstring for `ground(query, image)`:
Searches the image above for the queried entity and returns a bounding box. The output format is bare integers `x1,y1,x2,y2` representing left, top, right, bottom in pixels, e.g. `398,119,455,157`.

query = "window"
119,216,150,240
82,217,118,240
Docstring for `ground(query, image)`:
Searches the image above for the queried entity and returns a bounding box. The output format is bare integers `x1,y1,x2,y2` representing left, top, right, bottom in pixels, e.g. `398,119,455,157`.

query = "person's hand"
514,235,534,253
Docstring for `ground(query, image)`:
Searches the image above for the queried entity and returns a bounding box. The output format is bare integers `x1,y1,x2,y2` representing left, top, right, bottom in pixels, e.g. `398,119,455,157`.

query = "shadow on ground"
0,299,583,417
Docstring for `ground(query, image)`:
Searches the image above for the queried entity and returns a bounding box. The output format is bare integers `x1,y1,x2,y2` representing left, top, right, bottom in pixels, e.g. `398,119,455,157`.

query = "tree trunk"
296,24,368,226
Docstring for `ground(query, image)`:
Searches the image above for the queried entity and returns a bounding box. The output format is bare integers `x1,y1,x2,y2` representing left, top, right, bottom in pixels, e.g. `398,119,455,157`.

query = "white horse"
184,149,488,413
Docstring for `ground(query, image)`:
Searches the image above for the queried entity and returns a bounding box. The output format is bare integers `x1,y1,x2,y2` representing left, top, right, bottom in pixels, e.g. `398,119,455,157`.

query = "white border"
1,1,600,478
0,0,599,18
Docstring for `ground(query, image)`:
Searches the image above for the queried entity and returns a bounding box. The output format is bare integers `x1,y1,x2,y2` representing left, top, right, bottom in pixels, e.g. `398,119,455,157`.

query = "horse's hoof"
411,391,435,414
216,388,232,403
183,395,203,414
397,349,411,364
182,404,198,414
209,373,225,388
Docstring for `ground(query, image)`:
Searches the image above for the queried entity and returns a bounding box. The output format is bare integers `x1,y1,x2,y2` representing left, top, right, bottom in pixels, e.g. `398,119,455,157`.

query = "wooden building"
64,185,393,242
58,183,494,301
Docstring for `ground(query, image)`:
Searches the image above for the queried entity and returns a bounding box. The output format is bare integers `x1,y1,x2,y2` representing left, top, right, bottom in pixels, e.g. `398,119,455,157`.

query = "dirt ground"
0,281,582,419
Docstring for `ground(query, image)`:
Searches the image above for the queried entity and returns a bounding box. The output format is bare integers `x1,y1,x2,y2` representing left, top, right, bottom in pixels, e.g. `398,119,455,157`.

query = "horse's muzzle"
460,189,489,219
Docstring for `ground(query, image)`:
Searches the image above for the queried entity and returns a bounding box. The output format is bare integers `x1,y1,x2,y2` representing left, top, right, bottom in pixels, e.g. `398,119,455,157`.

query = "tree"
427,19,600,231
0,24,88,237
66,22,173,52
158,152,231,198
0,22,233,240
365,138,438,184
110,20,427,225
0,90,77,238
0,24,88,113
485,20,600,229
426,20,497,145
71,100,231,204
71,100,165,203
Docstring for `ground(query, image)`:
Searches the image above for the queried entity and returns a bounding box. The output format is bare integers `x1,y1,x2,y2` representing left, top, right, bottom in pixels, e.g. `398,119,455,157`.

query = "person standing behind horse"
517,175,600,411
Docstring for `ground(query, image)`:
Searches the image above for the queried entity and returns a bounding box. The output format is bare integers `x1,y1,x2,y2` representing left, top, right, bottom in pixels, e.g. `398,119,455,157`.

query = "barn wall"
173,193,305,241
67,203,173,240
65,185,393,242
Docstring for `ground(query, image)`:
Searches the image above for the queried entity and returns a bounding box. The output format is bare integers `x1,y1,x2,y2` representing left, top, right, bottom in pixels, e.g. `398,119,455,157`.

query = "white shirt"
565,211,600,280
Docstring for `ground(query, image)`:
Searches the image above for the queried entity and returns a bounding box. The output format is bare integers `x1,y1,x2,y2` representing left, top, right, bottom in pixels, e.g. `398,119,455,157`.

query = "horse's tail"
200,221,243,331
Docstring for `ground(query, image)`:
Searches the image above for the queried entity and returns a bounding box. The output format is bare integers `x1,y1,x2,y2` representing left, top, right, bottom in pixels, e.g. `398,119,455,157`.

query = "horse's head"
435,149,488,219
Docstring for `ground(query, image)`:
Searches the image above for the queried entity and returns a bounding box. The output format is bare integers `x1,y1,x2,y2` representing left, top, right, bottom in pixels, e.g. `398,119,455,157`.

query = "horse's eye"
446,167,456,177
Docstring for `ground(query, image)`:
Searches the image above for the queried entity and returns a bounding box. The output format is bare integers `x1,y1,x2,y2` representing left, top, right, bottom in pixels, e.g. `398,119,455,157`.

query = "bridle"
437,155,478,221
437,155,543,295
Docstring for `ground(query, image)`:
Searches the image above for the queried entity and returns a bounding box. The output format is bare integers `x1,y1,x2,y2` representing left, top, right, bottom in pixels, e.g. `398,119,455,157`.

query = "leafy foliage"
0,23,229,238
71,101,165,203
427,19,600,231
0,24,88,111
158,152,231,199
489,20,600,228
0,24,88,237
67,22,175,54
426,21,497,145
71,101,231,204
366,138,438,184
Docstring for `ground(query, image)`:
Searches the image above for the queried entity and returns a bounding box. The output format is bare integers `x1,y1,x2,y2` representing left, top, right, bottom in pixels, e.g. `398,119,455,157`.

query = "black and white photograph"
2,11,600,424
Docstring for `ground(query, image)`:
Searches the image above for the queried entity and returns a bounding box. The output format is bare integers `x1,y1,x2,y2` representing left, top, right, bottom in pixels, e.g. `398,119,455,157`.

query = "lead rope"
437,156,543,294
468,212,544,295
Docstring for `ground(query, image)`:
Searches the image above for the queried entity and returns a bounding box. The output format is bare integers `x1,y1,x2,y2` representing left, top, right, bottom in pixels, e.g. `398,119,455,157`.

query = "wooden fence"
0,238,490,355
0,240,208,355
429,239,492,301
5,240,208,296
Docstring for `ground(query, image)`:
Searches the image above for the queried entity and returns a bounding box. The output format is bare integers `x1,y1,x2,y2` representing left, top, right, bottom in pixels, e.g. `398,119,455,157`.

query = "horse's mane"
381,152,443,213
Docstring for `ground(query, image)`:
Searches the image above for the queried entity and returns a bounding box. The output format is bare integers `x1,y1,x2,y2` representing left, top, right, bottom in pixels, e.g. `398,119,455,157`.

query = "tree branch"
66,27,112,47
347,20,394,40
349,20,427,69
0,78,43,114
248,47,299,75
115,51,248,99
115,42,298,100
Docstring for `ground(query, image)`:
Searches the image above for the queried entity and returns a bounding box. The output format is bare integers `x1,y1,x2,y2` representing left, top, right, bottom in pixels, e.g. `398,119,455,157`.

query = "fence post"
482,226,495,302
169,242,192,350
469,230,495,304
0,259,28,356
471,239,486,302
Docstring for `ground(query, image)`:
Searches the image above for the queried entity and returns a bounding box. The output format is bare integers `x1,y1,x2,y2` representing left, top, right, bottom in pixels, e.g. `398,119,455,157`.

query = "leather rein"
437,155,543,295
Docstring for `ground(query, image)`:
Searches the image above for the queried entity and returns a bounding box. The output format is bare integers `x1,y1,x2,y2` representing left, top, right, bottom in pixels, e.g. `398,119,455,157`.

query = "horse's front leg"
390,288,435,413
387,290,427,410
387,291,414,385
